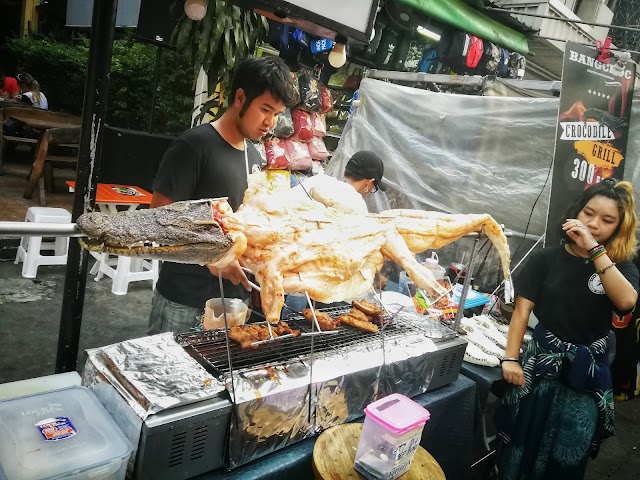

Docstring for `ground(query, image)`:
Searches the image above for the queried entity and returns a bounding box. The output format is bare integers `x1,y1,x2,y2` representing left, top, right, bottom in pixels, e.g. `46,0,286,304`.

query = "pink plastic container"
354,394,431,480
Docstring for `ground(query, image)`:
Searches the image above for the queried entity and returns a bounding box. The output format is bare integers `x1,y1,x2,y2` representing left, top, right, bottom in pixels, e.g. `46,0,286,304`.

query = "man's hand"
207,261,251,291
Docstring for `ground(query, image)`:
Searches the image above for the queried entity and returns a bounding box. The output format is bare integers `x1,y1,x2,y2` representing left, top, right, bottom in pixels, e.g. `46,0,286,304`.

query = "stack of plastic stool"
14,207,71,278
89,251,159,295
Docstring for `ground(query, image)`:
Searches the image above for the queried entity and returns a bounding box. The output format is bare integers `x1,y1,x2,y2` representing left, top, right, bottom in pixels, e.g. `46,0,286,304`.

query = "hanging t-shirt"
153,124,262,309
515,246,639,345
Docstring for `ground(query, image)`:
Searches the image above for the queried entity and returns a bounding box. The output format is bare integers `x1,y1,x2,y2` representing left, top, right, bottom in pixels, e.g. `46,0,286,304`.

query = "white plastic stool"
89,251,159,295
15,207,71,278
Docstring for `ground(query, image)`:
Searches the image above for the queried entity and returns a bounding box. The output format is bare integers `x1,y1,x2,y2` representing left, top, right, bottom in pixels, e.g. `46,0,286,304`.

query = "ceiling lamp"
185,0,207,21
328,42,347,68
417,26,441,42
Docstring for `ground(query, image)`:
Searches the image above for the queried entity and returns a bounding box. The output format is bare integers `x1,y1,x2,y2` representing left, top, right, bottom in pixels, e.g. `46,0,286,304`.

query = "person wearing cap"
343,150,387,197
345,150,390,289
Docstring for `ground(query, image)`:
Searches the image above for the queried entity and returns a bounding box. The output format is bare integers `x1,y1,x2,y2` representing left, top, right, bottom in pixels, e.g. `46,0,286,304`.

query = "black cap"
344,151,387,191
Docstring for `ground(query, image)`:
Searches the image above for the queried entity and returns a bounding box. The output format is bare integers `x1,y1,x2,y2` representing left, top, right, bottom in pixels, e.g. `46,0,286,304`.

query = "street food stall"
4,1,640,479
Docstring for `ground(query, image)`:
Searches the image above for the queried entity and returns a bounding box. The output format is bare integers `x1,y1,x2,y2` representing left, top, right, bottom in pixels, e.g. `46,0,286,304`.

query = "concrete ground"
0,148,152,379
0,153,639,479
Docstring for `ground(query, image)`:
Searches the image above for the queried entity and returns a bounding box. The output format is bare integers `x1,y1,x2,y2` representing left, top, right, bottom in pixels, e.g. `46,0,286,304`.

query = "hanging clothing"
496,324,613,480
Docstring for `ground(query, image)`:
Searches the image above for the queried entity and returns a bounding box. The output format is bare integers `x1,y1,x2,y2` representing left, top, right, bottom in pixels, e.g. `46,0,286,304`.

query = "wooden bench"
25,126,82,206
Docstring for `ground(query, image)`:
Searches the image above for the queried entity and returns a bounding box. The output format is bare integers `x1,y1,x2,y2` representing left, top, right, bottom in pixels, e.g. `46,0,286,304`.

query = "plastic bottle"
423,252,446,280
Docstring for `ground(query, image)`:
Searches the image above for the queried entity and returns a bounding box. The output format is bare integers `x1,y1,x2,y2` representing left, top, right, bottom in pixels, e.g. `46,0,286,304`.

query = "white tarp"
327,78,640,240
325,78,640,289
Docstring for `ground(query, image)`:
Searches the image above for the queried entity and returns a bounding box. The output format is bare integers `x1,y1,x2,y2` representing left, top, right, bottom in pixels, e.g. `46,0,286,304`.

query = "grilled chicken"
352,299,384,316
228,322,300,349
337,314,379,333
302,309,340,331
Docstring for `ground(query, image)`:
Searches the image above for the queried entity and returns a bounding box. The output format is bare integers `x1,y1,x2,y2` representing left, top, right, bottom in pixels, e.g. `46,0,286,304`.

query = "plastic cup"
203,298,249,330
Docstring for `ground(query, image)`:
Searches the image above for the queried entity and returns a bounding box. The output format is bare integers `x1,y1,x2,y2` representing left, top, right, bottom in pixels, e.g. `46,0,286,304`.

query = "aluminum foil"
83,349,148,419
82,352,144,478
97,333,226,416
227,330,441,469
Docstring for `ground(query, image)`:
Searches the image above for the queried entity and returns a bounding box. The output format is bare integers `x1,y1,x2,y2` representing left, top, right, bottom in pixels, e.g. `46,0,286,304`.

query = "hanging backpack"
392,31,413,72
477,42,501,74
418,47,438,72
496,47,511,77
436,28,454,60
375,26,400,68
509,52,527,79
364,21,385,59
446,31,470,70
466,36,484,69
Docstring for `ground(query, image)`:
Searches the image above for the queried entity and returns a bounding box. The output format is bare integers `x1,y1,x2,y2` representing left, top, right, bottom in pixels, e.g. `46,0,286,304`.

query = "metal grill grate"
177,305,427,378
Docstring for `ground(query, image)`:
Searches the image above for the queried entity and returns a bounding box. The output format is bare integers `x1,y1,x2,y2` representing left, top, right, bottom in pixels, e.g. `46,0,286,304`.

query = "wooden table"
65,181,152,214
312,423,446,480
1,106,81,177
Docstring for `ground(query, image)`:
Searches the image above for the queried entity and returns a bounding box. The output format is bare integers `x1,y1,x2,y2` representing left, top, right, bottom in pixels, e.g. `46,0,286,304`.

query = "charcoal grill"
86,306,467,479
176,305,453,379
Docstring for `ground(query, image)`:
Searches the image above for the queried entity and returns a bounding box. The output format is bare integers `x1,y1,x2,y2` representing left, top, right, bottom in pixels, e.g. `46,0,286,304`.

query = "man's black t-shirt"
515,246,639,345
153,123,261,309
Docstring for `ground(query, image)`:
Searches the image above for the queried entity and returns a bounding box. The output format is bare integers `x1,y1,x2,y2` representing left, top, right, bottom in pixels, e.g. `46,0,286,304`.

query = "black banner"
546,41,635,246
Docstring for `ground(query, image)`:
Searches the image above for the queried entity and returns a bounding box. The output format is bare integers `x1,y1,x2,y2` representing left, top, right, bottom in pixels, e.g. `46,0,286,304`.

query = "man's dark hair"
231,56,297,116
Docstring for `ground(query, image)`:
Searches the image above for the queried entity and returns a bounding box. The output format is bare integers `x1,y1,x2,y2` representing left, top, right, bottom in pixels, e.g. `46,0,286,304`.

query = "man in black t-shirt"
148,56,297,334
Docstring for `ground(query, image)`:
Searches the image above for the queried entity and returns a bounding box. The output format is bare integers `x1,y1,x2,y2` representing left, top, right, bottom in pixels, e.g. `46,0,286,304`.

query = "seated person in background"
16,73,48,109
0,72,19,100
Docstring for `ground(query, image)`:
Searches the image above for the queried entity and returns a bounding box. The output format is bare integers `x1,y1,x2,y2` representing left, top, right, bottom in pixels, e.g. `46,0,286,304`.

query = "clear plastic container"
423,252,446,281
355,394,430,480
0,386,132,480
203,298,249,330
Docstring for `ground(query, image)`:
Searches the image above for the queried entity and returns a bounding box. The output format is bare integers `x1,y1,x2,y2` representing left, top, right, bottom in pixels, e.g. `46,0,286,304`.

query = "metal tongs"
301,291,340,337
368,286,405,330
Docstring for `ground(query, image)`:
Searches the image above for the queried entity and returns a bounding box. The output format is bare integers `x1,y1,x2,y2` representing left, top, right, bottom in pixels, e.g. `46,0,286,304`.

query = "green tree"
171,0,268,122
3,35,193,135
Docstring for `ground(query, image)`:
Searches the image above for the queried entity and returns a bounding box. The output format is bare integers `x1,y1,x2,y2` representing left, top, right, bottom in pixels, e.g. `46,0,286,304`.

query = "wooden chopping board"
312,423,446,480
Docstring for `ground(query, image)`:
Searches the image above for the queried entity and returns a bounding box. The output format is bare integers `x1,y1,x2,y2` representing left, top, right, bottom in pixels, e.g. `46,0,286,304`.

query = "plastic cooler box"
0,386,132,480
355,393,430,480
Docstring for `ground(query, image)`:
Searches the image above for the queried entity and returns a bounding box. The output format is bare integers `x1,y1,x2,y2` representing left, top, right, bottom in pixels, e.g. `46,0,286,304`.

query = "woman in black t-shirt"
496,179,639,480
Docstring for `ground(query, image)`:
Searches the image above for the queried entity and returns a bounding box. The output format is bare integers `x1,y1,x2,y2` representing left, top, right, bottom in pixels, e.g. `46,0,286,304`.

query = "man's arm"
150,191,174,208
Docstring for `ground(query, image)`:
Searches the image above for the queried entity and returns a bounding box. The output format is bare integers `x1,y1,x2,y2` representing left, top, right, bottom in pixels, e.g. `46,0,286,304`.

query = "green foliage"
172,0,268,123
3,35,193,135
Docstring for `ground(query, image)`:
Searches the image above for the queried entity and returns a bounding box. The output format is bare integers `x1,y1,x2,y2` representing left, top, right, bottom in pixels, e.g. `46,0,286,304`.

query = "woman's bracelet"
587,244,602,255
589,245,607,261
500,357,520,365
597,262,616,275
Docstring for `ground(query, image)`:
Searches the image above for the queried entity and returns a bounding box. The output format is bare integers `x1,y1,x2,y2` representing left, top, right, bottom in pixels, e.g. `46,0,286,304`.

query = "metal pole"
0,222,83,237
56,0,118,374
148,45,163,133
453,236,482,334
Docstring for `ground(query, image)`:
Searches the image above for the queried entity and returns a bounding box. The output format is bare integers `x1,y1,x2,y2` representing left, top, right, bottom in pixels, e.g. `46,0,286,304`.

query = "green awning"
394,0,529,55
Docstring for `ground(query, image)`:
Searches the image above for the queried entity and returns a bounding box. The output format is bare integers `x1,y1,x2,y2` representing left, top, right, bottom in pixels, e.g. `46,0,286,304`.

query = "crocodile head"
76,199,246,265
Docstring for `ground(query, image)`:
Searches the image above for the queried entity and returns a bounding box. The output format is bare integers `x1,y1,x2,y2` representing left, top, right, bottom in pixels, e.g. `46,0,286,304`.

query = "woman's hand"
502,361,525,387
562,218,598,251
